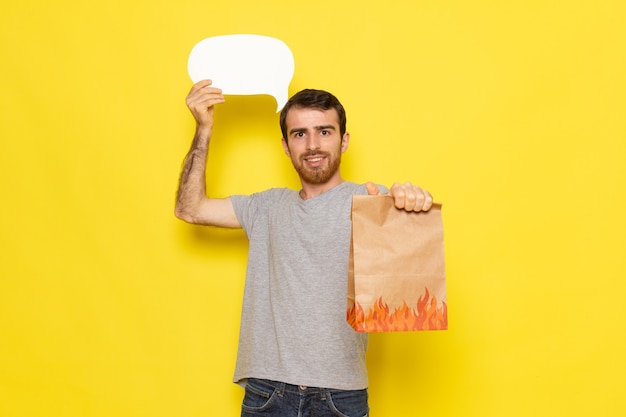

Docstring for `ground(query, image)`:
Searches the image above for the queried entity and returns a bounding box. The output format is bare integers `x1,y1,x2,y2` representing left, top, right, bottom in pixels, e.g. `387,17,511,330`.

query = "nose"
306,136,321,151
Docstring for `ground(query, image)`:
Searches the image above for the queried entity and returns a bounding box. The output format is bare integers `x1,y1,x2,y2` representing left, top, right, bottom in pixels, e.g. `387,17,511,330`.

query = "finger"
414,189,426,211
189,79,212,95
389,182,407,209
365,182,381,195
404,182,424,211
196,79,214,88
408,186,433,212
187,80,222,101
187,88,223,105
195,94,225,107
422,191,434,211
187,91,225,111
404,183,421,211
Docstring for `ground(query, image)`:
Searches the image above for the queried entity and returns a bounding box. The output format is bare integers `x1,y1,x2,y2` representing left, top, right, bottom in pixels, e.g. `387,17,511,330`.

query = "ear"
281,137,291,157
340,132,350,153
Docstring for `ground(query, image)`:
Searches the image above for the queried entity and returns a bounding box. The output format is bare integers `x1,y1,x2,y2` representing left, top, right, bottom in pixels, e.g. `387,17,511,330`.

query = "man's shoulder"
255,187,297,199
337,181,386,195
232,187,297,204
231,188,297,225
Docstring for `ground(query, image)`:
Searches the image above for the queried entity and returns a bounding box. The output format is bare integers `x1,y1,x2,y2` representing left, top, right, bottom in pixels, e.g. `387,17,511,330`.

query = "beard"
291,149,342,185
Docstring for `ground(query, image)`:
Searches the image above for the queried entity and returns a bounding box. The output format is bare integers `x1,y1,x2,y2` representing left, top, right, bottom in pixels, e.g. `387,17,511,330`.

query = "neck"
299,177,344,200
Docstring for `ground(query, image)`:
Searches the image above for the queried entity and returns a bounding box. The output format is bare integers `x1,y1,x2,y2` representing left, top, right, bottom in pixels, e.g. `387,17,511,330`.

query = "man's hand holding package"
366,181,433,212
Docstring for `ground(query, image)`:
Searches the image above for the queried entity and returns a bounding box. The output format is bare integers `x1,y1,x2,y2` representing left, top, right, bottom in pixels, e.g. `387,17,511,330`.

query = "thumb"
365,182,381,195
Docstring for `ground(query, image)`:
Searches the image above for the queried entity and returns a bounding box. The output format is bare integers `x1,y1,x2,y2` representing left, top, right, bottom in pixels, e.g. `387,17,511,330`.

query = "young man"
176,80,433,417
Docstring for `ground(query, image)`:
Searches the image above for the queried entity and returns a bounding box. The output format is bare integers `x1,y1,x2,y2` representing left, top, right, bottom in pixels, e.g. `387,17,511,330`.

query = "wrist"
194,125,213,144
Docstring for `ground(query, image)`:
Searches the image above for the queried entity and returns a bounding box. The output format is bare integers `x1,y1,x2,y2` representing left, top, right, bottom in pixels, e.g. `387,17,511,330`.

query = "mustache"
301,150,330,158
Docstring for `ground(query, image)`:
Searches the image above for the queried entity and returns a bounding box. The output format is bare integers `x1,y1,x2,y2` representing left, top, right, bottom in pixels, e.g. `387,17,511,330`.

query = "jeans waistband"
248,378,339,396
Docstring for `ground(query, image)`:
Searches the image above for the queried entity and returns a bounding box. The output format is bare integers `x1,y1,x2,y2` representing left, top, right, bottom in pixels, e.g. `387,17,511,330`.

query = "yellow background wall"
1,1,625,416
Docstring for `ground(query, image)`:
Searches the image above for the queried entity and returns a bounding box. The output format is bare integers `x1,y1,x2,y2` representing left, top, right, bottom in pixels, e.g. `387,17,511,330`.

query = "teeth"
307,157,323,162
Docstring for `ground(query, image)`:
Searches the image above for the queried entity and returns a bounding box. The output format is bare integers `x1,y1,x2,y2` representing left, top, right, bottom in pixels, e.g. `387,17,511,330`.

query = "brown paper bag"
347,195,447,332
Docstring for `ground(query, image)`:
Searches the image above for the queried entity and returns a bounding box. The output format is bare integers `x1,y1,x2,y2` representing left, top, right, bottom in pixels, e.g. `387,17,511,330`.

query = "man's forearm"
175,128,210,220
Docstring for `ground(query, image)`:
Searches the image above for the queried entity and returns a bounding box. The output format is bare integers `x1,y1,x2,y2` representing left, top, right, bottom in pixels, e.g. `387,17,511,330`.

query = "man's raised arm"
175,80,241,228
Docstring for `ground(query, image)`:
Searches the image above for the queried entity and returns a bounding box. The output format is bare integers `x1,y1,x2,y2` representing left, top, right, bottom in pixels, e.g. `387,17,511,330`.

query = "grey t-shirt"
230,181,381,390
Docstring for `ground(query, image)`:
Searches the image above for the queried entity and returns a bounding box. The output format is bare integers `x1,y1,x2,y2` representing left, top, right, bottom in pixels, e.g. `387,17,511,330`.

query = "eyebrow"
289,125,337,135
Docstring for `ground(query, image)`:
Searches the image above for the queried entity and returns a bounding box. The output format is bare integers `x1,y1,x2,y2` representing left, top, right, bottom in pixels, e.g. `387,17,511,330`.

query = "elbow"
174,204,196,224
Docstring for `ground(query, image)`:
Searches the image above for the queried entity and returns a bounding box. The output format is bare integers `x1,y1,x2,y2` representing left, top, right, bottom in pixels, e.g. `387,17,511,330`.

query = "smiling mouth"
302,152,328,165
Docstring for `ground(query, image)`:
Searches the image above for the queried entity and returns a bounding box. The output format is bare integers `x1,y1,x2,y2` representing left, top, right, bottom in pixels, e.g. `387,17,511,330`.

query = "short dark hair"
280,89,347,141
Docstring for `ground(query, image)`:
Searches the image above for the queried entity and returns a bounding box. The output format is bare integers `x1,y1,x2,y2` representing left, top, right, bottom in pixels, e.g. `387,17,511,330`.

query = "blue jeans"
240,378,369,417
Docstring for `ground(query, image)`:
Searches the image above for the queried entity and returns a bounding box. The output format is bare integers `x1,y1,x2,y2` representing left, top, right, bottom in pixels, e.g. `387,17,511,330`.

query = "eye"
321,130,330,136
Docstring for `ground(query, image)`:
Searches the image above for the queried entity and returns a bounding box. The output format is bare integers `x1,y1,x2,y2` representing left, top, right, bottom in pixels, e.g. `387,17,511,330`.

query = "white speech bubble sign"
188,34,295,112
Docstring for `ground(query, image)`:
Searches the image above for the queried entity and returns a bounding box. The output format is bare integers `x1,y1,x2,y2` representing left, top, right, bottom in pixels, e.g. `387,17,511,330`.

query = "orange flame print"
347,288,447,332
